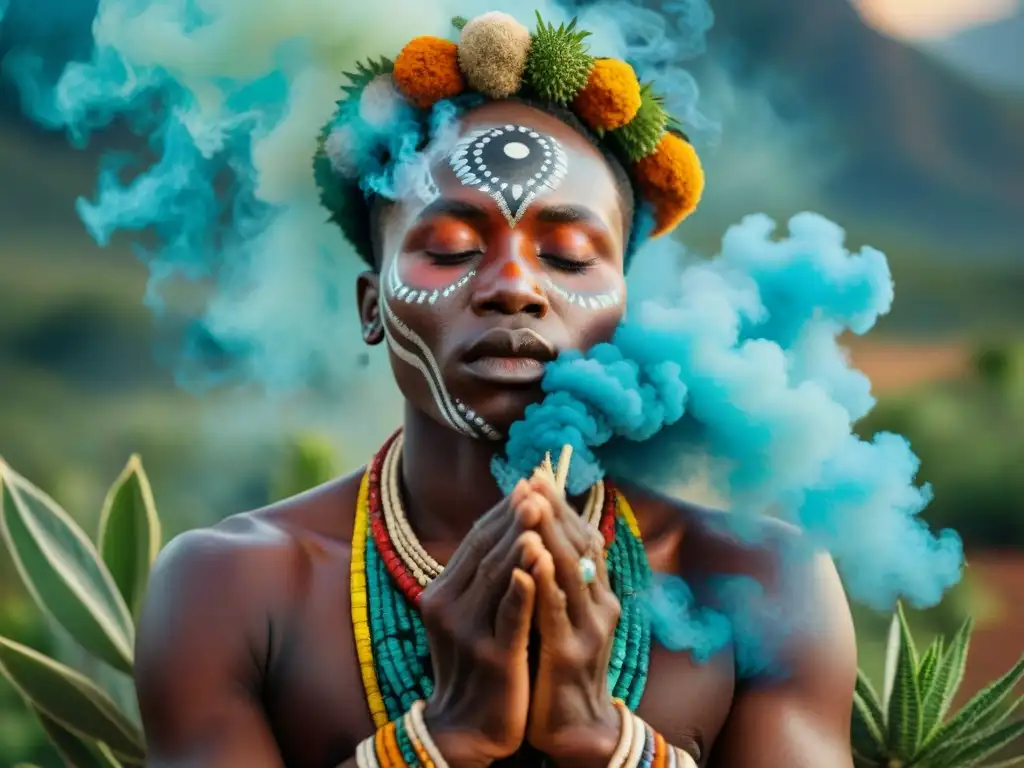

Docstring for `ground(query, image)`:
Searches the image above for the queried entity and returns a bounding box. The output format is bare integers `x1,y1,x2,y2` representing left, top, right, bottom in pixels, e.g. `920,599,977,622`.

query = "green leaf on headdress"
610,82,669,162
525,12,594,105
452,15,468,31
339,56,394,98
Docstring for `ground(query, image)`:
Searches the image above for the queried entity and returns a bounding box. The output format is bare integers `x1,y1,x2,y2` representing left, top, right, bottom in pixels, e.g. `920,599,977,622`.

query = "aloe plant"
0,455,157,766
853,602,1024,767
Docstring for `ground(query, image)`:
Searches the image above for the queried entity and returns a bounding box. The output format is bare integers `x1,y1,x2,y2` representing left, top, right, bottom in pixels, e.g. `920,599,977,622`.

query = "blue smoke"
4,0,962,674
494,213,963,663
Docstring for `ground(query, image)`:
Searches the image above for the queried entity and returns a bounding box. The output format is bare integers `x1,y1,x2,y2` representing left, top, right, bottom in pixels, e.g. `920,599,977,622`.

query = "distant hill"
927,10,1024,96
705,0,1024,261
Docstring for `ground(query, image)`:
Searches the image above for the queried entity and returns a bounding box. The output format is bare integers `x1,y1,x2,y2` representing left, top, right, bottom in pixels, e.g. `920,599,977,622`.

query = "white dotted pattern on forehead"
449,125,569,227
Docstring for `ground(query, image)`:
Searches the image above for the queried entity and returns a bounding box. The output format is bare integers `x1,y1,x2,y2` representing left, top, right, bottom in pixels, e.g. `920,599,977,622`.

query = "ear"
356,270,384,345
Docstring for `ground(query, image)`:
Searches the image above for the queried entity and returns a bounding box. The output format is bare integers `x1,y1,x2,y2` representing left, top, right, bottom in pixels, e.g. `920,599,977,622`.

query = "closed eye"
542,254,599,274
425,250,482,266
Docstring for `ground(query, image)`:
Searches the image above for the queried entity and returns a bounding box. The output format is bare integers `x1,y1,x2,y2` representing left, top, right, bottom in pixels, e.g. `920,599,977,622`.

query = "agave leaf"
883,606,903,711
0,635,144,762
918,639,941,697
982,755,1024,767
852,690,887,759
886,604,923,758
0,464,135,673
97,455,162,621
922,616,974,742
928,718,1024,767
856,668,887,729
939,655,1024,743
34,706,124,767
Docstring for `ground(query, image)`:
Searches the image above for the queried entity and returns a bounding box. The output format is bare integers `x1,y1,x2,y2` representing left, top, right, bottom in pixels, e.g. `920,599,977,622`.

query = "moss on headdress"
525,13,594,104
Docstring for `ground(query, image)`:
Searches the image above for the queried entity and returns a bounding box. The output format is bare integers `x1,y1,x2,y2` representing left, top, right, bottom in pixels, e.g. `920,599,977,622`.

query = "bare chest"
261,557,736,768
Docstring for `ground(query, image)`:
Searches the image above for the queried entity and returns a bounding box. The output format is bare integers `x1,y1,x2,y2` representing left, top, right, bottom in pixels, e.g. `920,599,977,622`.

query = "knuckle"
514,530,542,552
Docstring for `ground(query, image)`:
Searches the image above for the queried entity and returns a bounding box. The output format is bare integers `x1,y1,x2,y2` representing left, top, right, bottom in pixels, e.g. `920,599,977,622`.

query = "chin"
460,386,542,435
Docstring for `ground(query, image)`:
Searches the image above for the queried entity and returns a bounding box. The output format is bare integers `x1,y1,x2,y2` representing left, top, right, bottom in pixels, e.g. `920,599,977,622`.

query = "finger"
531,548,573,640
441,480,530,591
472,515,526,601
494,567,536,651
529,473,593,549
530,492,595,626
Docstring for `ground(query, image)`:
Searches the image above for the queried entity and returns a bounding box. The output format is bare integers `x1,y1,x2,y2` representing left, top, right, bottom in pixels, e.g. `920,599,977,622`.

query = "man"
135,14,857,768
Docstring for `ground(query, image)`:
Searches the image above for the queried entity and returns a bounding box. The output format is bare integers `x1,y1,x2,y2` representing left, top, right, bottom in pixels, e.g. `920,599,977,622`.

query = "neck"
399,402,507,544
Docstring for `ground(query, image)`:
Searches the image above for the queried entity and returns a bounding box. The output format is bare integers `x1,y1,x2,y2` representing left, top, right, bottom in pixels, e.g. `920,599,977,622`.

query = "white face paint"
450,124,568,227
380,260,501,441
542,277,623,311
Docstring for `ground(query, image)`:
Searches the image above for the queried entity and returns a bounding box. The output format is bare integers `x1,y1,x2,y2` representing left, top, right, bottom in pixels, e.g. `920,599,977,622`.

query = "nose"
470,240,550,318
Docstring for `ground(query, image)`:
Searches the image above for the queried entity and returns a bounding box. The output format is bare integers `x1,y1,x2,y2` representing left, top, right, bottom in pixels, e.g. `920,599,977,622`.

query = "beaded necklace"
351,430,653,729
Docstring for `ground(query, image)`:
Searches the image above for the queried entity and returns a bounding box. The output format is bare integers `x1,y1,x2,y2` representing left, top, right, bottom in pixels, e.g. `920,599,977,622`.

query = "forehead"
391,101,628,237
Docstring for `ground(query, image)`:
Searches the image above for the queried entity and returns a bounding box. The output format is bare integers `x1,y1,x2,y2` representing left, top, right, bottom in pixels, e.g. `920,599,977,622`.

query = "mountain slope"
928,10,1024,95
704,0,1024,258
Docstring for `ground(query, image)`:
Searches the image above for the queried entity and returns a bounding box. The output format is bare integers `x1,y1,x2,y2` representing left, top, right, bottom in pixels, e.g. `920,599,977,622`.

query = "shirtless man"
134,20,857,768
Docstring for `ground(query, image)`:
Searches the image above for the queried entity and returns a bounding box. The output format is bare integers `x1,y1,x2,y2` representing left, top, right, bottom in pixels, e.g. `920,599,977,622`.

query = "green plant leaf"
928,718,1024,767
939,655,1024,743
883,606,903,711
857,668,887,727
982,754,1024,767
97,455,162,621
852,690,887,760
886,603,923,758
0,635,144,762
34,706,124,767
922,615,973,742
918,638,942,697
0,463,135,673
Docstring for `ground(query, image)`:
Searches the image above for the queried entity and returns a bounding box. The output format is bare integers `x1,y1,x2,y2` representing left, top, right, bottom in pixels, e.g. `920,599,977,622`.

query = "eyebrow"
415,198,490,223
535,204,609,230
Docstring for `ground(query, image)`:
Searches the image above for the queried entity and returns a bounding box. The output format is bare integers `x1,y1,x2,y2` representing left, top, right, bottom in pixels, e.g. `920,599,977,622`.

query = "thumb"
495,568,536,651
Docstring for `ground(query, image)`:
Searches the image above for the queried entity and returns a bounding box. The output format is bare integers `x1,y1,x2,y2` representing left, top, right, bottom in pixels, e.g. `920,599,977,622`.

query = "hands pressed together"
418,468,625,768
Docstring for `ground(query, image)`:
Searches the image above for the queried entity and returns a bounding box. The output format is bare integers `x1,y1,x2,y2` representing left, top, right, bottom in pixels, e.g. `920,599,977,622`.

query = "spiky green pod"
525,12,594,104
610,82,668,162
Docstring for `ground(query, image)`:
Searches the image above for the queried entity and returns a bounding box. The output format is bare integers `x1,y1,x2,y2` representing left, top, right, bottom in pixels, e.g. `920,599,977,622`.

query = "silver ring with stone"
577,555,597,587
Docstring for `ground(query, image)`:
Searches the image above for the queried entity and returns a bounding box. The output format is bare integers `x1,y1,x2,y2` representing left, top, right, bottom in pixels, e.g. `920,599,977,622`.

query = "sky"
855,0,1020,39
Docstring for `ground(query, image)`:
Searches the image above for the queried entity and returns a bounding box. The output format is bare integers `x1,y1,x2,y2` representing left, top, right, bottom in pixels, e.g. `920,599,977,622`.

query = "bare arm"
707,554,858,768
134,526,292,767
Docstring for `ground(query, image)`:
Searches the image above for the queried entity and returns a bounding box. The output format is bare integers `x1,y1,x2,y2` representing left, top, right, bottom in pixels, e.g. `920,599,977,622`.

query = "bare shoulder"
137,468,366,673
147,467,366,609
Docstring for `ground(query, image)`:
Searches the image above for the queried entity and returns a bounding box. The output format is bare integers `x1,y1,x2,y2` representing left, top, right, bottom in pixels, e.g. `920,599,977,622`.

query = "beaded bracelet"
354,700,449,768
608,700,699,768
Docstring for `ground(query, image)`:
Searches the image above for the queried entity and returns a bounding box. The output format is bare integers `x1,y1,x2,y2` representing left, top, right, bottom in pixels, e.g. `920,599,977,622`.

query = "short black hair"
352,96,637,270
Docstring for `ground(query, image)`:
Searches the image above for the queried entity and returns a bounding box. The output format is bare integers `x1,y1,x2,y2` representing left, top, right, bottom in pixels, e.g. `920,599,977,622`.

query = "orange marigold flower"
573,59,642,132
634,132,705,236
392,36,465,109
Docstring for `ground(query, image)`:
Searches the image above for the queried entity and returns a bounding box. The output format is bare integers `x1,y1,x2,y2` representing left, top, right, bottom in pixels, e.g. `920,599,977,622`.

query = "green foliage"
525,12,594,104
270,434,342,502
857,347,1024,548
853,602,1024,766
0,456,156,764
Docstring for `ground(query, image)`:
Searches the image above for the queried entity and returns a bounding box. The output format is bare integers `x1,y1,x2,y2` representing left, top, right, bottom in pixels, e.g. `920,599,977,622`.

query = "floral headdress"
313,11,705,262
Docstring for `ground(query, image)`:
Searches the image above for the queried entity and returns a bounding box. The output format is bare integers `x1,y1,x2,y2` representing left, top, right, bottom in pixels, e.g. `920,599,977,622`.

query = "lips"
461,328,557,385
